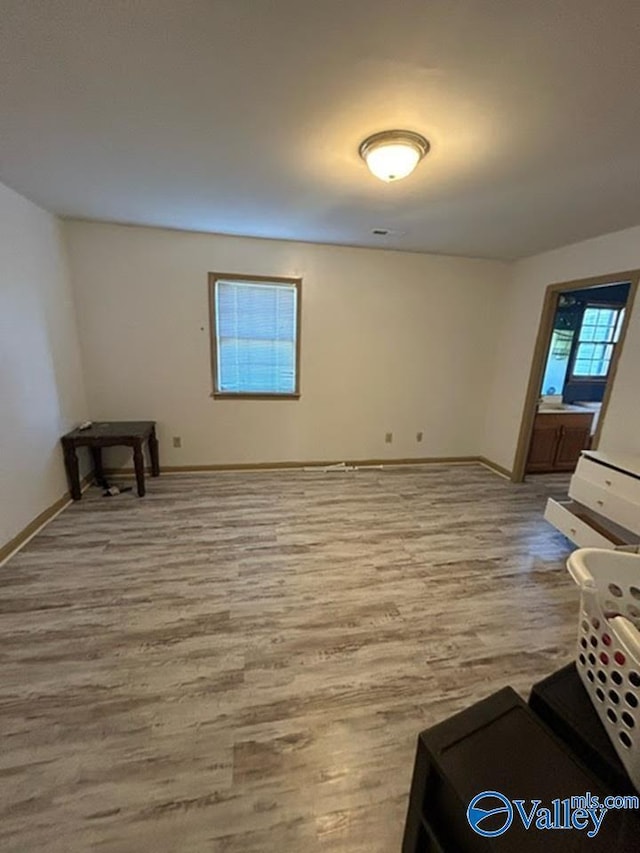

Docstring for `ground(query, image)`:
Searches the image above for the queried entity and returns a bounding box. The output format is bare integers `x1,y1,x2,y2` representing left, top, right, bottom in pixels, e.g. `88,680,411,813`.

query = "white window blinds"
573,306,624,378
214,279,299,395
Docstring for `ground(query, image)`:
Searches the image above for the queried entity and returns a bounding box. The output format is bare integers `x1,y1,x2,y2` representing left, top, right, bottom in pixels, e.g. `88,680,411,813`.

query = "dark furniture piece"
526,411,594,473
529,662,635,796
61,421,159,499
402,685,639,852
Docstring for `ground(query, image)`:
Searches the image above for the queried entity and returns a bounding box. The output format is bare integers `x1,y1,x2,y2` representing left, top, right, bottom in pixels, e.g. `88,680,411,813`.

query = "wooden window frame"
208,272,302,400
568,302,624,383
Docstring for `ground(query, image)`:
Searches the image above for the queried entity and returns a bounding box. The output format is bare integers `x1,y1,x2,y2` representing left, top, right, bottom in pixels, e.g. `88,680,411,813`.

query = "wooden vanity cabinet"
526,411,594,473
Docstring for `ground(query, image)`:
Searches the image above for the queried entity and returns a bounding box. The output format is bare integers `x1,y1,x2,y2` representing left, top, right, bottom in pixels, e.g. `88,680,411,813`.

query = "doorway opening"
512,270,639,483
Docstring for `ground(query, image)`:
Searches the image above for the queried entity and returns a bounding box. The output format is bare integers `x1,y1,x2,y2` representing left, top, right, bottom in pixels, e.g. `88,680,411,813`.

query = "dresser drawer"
569,475,640,536
544,498,617,549
575,455,640,504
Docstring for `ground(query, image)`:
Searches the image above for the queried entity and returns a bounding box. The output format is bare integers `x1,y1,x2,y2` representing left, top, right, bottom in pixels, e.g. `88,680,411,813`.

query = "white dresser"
544,450,640,549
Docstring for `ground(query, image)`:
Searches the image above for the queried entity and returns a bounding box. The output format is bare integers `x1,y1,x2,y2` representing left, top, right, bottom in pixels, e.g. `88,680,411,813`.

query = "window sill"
211,392,301,400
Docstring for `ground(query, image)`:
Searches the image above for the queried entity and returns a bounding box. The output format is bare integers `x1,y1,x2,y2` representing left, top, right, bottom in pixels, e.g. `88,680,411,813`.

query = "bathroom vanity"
526,405,594,473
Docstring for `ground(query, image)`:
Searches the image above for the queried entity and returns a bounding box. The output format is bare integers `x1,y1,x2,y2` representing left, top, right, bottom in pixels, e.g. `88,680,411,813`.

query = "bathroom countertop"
537,404,594,415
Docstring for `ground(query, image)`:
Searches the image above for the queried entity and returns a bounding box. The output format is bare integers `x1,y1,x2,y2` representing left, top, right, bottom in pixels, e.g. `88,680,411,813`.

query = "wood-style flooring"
0,464,577,852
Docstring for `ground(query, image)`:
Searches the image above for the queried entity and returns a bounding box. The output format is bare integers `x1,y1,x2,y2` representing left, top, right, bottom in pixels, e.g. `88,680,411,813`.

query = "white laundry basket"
567,547,640,792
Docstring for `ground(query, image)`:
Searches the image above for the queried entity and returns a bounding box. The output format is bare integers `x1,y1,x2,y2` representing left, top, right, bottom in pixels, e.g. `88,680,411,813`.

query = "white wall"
65,221,510,467
483,225,640,472
0,182,88,550
4,194,638,547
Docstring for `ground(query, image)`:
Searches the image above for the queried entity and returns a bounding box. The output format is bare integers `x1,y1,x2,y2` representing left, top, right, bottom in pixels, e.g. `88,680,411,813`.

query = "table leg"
133,442,146,496
63,444,82,501
401,737,432,853
91,447,107,488
149,426,160,477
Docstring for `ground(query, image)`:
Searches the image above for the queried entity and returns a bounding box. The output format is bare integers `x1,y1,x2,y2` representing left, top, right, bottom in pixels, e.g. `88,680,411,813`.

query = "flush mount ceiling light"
359,130,430,182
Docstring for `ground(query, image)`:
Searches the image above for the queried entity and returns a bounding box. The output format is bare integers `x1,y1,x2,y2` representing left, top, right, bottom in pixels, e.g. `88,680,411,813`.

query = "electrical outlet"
172,436,182,448
385,432,393,444
416,431,423,443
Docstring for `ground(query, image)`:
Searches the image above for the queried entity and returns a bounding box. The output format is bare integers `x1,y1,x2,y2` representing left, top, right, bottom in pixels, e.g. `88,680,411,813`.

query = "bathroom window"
571,305,625,379
209,273,301,398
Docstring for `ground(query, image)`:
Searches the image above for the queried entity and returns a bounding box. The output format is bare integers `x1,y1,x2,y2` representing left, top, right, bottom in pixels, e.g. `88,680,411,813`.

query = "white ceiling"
2,1,640,259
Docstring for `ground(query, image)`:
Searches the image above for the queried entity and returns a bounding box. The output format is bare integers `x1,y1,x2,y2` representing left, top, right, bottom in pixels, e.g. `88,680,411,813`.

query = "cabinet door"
554,426,591,470
527,420,561,472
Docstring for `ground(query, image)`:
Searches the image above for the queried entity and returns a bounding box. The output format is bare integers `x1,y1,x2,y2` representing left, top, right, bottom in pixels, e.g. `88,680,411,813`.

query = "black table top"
62,421,155,441
416,686,640,851
530,662,633,794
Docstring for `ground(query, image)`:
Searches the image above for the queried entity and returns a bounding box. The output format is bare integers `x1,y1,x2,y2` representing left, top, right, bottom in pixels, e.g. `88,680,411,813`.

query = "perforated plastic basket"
568,548,640,792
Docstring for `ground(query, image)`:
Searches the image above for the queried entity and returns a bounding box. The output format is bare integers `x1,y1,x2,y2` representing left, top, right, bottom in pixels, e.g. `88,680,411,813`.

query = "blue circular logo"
467,791,513,837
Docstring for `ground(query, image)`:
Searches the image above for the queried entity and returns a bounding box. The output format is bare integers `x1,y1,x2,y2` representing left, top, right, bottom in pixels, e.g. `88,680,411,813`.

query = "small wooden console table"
61,421,160,500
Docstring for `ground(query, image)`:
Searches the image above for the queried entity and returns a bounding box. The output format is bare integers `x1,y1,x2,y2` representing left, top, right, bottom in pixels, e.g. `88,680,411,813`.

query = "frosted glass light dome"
359,130,430,183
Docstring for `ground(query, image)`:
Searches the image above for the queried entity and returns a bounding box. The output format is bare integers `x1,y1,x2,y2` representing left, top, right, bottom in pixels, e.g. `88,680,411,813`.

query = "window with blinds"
570,304,625,379
209,274,301,397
